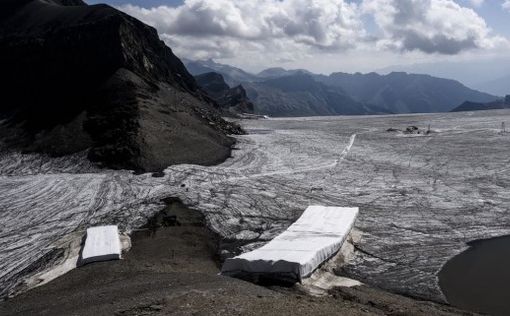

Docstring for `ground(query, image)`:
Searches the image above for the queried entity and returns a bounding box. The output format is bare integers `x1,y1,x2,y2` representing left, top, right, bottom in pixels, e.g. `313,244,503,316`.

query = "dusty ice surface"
1,109,510,301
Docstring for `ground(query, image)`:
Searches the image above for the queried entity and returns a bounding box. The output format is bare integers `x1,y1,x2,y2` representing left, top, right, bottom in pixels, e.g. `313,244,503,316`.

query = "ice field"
1,109,509,301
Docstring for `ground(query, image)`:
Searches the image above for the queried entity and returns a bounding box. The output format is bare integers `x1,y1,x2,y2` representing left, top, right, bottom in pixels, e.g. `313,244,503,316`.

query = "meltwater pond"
439,235,510,316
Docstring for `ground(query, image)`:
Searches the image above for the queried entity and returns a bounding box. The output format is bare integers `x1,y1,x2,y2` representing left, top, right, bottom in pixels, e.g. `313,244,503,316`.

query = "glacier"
1,109,510,302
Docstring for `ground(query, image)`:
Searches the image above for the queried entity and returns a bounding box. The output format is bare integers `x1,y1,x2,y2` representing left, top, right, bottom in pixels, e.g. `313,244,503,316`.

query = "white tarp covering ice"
80,225,121,265
221,206,359,281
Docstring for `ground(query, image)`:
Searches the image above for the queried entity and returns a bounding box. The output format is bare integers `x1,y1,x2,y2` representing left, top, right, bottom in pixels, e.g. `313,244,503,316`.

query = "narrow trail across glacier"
336,133,357,167
221,133,358,182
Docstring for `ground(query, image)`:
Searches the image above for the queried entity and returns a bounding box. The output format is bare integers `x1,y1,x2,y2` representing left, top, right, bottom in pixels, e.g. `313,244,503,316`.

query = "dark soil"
0,200,475,316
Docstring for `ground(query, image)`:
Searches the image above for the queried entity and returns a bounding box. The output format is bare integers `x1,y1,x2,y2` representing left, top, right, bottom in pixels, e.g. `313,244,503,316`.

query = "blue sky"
473,1,510,37
85,0,510,85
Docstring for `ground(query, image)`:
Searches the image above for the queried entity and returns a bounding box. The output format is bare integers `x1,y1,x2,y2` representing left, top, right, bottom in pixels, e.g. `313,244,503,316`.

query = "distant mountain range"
473,75,510,97
451,95,510,112
243,73,389,116
314,72,496,114
377,58,510,96
184,59,498,117
256,67,313,79
183,58,258,87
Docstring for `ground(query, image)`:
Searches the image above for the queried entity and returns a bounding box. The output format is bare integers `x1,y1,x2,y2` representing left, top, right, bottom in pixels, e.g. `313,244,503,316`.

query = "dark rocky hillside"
195,72,254,115
0,0,242,172
451,95,510,112
316,72,497,113
244,73,389,116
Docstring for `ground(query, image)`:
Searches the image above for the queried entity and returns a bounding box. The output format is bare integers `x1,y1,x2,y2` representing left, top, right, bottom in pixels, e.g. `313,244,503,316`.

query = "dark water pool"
439,235,510,316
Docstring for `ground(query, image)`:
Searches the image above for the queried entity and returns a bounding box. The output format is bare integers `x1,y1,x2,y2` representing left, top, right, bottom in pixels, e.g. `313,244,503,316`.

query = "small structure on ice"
221,206,359,283
387,126,432,135
80,225,122,265
404,126,420,134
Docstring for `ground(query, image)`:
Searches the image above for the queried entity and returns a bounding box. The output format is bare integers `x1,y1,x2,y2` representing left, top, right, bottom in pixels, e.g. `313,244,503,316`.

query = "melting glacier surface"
1,109,510,302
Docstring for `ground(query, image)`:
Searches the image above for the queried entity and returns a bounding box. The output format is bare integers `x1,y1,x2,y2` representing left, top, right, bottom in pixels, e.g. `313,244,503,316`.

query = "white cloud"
119,0,365,61
117,0,509,72
362,0,505,54
503,0,510,11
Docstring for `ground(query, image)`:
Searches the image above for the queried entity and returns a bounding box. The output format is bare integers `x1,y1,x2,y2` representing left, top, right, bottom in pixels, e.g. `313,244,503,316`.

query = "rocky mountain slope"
185,60,498,116
244,73,389,116
0,0,241,172
451,95,510,112
315,72,497,113
195,72,254,115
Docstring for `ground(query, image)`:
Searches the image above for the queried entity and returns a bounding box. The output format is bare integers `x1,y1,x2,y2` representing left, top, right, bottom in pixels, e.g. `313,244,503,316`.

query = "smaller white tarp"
80,225,121,265
221,206,359,281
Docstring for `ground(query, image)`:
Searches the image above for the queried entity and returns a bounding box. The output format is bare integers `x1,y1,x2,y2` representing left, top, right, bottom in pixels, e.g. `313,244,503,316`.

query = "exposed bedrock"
0,0,242,172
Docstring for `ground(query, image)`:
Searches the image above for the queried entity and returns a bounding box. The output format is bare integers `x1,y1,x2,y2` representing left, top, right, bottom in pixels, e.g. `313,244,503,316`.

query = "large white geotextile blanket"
221,206,359,281
80,225,121,265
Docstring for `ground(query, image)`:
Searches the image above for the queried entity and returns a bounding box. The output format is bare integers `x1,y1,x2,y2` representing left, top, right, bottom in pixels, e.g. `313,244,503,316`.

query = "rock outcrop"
195,72,254,115
0,0,242,172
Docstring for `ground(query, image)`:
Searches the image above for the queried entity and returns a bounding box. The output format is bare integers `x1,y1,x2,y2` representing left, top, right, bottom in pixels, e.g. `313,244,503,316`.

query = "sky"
85,0,510,83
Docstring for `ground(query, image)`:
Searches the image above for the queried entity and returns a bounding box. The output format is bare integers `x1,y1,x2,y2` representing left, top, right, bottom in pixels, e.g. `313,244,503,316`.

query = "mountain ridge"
244,73,390,117
316,71,497,113
183,58,258,87
184,59,497,116
0,0,242,172
257,67,313,79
